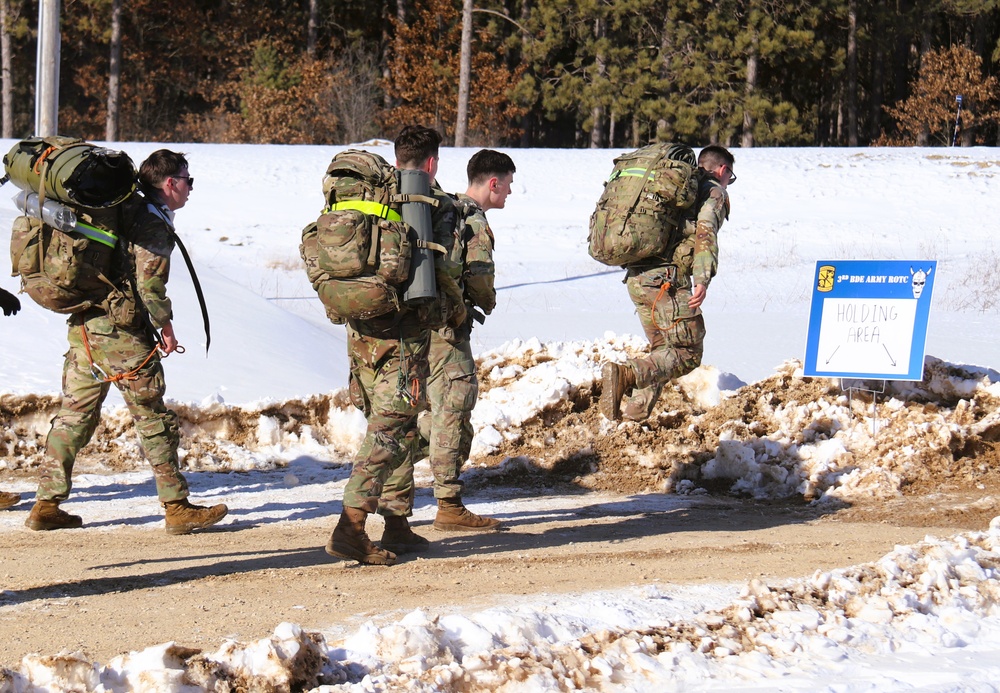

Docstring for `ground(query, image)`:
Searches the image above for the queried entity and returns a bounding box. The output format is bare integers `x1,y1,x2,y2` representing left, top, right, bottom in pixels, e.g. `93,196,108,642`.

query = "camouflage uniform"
345,188,461,518
621,171,730,419
422,194,496,499
342,316,429,515
36,196,189,503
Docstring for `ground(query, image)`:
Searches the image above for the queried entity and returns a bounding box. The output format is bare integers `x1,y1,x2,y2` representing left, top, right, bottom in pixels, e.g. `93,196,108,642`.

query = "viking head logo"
911,266,932,299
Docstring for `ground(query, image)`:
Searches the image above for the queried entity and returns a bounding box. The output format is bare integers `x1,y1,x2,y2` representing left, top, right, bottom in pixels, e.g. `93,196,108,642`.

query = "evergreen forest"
4,0,1000,148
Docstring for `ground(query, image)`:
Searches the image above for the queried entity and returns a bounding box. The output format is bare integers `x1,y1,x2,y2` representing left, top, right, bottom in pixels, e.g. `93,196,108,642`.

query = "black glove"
0,288,20,316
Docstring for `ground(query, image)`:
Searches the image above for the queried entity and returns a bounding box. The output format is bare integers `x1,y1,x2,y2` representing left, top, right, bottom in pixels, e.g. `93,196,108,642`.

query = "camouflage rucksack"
5,137,137,314
588,143,699,267
300,150,416,323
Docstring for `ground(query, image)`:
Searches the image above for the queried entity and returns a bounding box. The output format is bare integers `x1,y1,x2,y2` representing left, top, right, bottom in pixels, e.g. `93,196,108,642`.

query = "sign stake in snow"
841,378,886,436
804,260,936,381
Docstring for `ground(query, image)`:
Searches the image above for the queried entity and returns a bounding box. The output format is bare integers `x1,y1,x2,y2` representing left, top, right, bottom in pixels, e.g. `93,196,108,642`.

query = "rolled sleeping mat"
399,168,437,304
3,136,136,208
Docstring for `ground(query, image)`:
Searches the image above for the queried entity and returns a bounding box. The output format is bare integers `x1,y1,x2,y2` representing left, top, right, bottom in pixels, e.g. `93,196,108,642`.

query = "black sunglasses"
724,167,736,185
172,175,194,188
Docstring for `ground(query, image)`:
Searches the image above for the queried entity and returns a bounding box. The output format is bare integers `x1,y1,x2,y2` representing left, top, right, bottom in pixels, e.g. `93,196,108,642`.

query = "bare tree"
655,9,674,142
741,31,758,148
1,0,12,138
105,0,122,141
455,0,472,146
846,0,858,146
383,0,409,115
589,15,605,149
327,46,383,144
307,0,318,58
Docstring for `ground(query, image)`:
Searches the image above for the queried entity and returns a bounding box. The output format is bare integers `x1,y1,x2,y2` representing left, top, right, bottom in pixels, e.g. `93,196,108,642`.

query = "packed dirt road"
0,484,982,669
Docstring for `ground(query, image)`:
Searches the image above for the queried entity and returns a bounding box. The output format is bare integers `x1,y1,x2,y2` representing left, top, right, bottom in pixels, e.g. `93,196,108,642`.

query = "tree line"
2,0,999,148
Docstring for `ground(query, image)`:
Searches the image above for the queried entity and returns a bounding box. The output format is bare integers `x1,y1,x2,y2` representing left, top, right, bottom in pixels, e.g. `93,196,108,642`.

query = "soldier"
326,126,462,564
600,145,734,421
24,150,228,534
421,149,515,532
0,286,21,510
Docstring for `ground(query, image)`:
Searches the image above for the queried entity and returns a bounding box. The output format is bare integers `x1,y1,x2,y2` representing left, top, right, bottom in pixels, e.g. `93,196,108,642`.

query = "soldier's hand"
159,321,179,354
449,300,468,328
688,284,707,310
0,288,20,316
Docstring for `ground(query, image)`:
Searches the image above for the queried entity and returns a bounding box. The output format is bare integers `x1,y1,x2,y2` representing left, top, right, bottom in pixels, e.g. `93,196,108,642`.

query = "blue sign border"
803,260,936,380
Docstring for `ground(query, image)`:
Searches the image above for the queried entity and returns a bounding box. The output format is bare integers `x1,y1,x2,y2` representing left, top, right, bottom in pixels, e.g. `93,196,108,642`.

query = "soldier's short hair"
394,125,442,168
698,145,734,170
139,149,189,196
467,149,516,186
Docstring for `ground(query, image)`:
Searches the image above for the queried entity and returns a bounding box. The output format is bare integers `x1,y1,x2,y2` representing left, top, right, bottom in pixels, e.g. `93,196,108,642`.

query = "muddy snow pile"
4,335,999,507
467,338,1000,505
5,518,1000,691
0,391,366,474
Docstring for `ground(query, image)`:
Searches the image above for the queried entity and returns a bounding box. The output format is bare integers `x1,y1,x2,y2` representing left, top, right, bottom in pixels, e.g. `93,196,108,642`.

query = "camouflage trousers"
420,329,478,499
624,266,706,419
343,324,430,517
37,315,188,503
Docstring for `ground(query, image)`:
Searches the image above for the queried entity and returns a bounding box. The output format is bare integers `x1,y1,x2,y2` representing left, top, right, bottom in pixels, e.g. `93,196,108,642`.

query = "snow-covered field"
4,142,1000,690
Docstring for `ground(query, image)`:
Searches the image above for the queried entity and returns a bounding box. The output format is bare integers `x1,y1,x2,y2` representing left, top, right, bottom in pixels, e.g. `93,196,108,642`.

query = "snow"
4,141,1000,690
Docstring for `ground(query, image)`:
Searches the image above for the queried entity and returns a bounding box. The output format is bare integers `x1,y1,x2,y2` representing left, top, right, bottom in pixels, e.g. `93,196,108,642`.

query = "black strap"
114,204,162,349
171,230,211,353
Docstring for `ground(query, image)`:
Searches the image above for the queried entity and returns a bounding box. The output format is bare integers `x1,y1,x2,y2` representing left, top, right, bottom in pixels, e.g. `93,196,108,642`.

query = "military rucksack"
5,136,137,314
301,149,437,324
588,143,699,267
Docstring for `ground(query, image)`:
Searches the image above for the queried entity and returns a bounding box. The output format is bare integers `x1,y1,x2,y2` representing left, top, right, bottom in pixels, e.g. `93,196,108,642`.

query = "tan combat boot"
433,498,502,532
0,490,20,510
621,383,664,422
599,362,636,421
380,515,430,554
25,500,83,531
163,499,228,535
325,507,396,565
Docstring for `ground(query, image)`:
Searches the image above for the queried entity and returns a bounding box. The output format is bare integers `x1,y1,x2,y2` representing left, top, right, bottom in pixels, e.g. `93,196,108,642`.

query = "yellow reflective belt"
74,222,118,248
327,200,402,221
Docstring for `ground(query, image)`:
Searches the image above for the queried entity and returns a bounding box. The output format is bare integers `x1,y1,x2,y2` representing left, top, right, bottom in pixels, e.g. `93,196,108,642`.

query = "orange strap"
32,146,58,175
79,324,169,383
650,281,682,333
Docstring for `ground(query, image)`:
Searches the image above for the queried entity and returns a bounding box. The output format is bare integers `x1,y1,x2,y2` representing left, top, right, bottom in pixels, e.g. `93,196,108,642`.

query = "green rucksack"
300,149,417,323
5,136,137,314
588,143,699,267
3,135,136,208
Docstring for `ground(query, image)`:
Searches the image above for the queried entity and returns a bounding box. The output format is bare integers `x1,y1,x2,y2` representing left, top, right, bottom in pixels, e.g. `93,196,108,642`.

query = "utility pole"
35,0,60,136
951,95,963,147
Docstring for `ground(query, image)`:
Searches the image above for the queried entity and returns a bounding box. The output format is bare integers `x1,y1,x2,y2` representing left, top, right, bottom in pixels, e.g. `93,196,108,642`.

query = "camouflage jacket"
671,170,730,288
454,193,496,315
110,194,175,329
